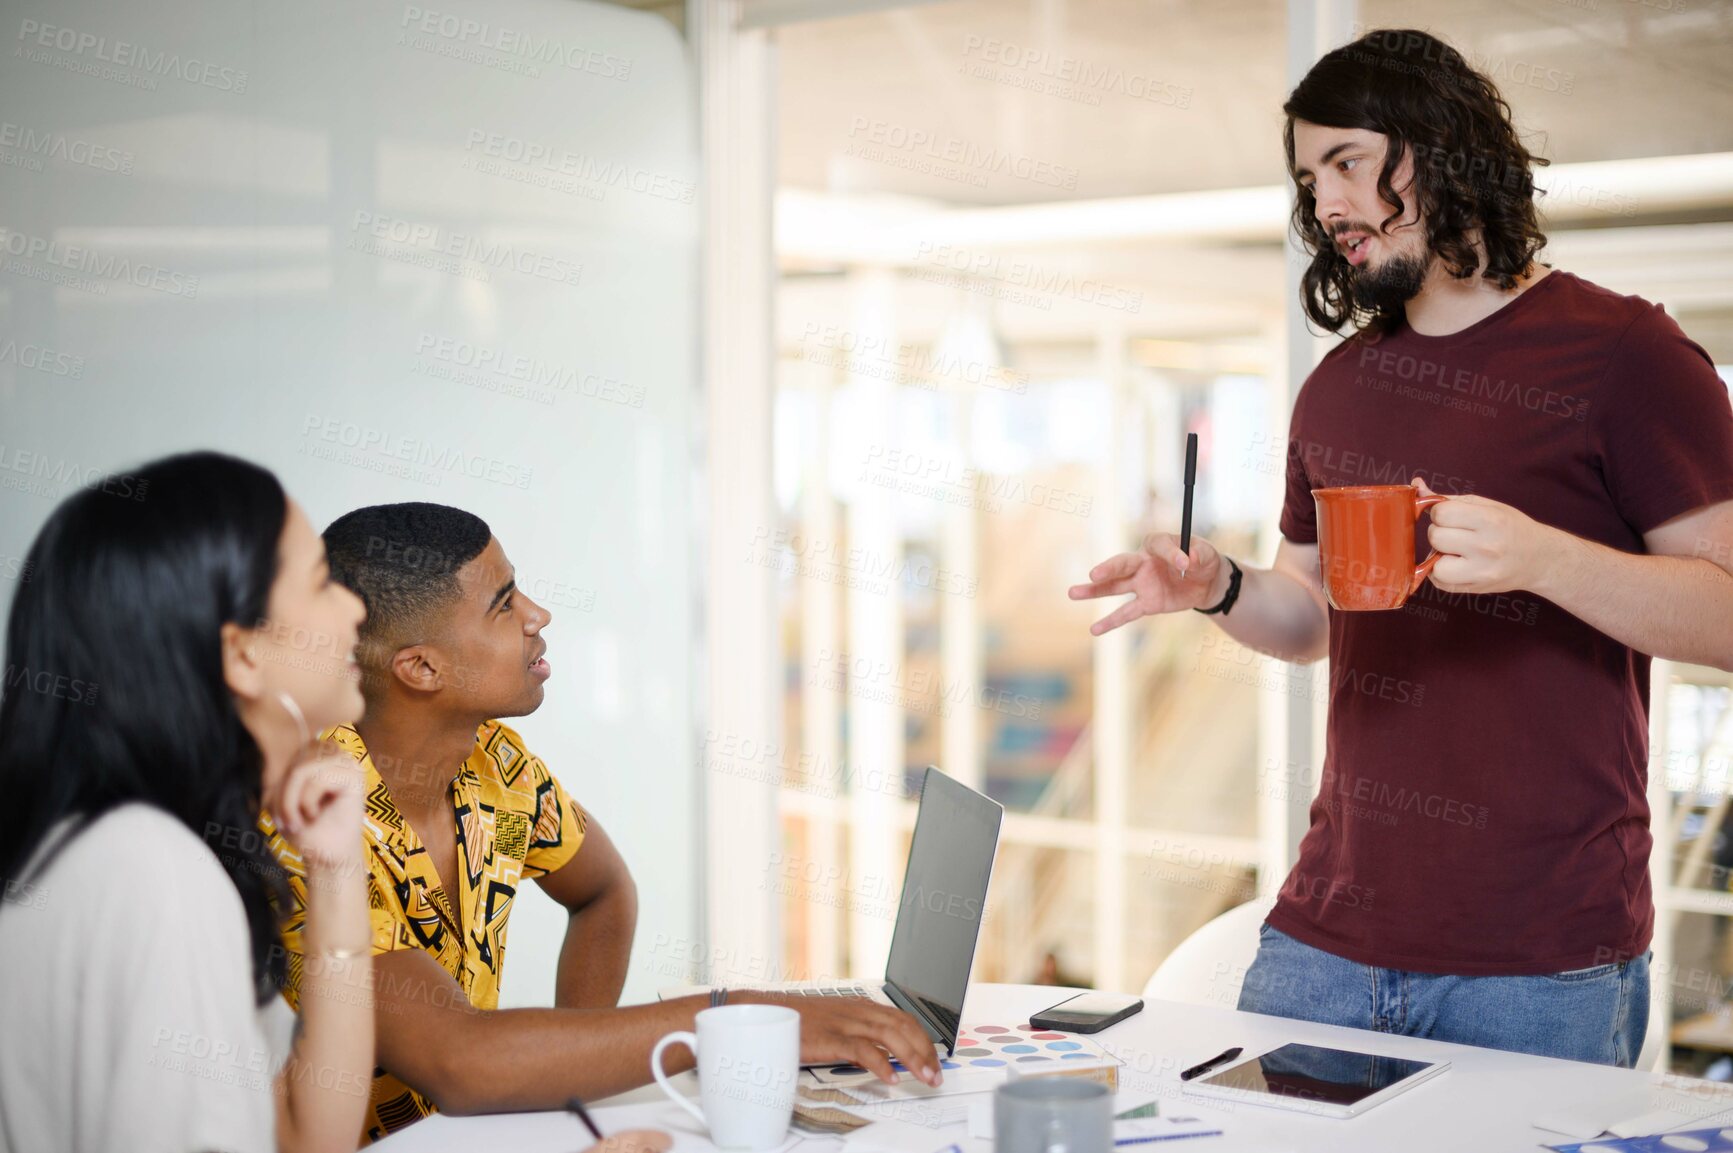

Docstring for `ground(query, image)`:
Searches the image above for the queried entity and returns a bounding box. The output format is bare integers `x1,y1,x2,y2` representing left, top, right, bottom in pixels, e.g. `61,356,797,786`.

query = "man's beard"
1348,248,1428,316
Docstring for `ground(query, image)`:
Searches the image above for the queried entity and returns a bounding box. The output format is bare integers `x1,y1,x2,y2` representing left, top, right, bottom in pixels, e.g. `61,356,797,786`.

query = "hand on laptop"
734,993,943,1086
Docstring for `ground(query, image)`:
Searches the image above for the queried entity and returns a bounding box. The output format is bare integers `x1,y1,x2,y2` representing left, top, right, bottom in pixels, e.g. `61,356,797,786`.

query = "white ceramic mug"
651,1004,800,1151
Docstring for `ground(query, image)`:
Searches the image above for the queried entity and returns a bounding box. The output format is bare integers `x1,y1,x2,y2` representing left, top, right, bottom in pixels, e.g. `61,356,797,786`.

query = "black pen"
1179,1046,1242,1081
567,1097,605,1142
1179,432,1198,560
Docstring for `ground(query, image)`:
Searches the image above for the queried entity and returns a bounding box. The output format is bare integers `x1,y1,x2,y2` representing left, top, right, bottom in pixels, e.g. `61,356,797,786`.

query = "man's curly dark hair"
1284,28,1550,337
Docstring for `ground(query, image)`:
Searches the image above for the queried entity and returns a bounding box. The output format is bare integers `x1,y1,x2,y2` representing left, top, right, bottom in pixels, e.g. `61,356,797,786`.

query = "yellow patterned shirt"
260,720,587,1144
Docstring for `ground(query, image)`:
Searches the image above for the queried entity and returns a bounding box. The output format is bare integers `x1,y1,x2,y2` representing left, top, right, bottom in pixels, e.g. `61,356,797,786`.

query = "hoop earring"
276,690,311,747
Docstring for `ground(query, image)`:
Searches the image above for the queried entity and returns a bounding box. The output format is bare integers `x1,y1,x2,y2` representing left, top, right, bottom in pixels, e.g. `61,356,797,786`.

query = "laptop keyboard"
786,985,873,998
916,996,960,1036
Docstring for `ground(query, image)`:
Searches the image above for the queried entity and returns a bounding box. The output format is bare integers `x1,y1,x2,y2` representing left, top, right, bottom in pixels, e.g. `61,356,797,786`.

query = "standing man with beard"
1071,28,1733,1066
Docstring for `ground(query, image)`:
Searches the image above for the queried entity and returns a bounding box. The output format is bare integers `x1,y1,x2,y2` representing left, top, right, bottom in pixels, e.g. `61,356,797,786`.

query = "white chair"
1141,895,1668,1072
1634,983,1666,1072
1140,894,1277,1010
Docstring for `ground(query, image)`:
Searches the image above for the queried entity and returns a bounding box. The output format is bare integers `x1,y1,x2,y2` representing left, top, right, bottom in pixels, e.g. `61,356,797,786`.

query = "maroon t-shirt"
1268,270,1733,976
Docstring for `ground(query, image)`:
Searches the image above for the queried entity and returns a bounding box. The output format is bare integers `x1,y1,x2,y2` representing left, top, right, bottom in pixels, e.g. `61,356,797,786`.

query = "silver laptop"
661,766,1003,1060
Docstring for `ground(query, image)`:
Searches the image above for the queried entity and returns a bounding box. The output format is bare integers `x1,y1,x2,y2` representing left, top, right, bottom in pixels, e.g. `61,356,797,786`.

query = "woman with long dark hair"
0,452,374,1152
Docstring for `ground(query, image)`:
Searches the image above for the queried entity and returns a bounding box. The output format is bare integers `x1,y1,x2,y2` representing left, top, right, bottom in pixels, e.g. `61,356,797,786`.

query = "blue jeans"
1236,923,1650,1068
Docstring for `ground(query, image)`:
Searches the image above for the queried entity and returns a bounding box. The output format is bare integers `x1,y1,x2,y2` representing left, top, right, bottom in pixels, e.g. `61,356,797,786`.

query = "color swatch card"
950,1021,1123,1069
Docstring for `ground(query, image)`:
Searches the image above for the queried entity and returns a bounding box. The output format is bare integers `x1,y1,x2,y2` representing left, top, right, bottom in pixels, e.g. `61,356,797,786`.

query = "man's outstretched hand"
1069,531,1227,634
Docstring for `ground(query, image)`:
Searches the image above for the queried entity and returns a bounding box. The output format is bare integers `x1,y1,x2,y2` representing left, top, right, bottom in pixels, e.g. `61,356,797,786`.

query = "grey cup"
994,1078,1112,1153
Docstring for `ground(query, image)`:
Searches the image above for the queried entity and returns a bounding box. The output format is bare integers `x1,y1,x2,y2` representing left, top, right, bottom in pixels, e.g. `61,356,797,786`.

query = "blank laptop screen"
884,769,1003,1038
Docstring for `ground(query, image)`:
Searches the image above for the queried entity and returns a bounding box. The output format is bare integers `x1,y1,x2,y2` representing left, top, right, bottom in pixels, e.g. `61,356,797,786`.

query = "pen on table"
1179,432,1198,567
1179,1046,1242,1081
567,1096,605,1142
1116,1132,1222,1147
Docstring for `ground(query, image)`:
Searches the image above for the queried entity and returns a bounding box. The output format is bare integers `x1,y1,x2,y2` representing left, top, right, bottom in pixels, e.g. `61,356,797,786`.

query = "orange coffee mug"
1312,484,1451,611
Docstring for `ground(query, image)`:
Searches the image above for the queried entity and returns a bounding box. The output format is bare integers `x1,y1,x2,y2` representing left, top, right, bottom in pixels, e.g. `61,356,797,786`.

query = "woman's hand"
267,739,365,872
591,1131,672,1153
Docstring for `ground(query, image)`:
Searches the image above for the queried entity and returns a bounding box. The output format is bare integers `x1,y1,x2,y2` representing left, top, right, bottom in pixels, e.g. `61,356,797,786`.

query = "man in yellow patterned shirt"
264,503,942,1145
263,717,588,1137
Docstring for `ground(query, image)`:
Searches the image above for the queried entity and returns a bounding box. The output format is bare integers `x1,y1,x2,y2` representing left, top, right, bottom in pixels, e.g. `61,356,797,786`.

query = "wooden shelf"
1673,1009,1733,1055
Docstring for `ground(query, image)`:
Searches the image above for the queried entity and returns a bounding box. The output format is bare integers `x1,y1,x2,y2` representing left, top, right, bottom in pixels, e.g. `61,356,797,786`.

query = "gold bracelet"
314,943,369,961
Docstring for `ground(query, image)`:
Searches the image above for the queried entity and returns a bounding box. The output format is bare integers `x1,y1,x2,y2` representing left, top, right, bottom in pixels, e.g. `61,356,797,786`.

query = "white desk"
372,984,1733,1152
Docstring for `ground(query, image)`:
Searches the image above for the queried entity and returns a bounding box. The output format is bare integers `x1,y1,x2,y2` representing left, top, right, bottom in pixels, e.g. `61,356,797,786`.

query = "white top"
0,803,291,1153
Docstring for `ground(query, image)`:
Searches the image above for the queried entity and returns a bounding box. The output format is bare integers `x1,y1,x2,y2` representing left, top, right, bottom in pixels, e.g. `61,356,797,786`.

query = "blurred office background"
3,0,1732,1074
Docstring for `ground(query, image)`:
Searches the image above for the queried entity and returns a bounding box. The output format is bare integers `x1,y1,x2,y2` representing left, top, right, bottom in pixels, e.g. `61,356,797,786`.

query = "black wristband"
1195,557,1243,616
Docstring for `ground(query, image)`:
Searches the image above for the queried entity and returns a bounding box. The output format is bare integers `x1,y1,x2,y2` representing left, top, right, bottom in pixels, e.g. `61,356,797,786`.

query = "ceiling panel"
776,0,1733,204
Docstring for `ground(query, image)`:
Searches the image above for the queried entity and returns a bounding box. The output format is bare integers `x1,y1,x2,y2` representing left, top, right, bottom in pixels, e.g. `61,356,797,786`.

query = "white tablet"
1180,1041,1449,1119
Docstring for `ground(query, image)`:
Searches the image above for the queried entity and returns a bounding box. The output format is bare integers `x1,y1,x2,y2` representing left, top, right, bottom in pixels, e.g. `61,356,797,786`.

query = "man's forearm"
1534,528,1733,670
411,996,709,1113
1197,558,1330,664
554,884,637,1009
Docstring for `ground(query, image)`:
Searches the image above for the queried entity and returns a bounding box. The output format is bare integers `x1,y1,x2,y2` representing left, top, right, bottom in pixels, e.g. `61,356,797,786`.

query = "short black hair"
322,503,493,658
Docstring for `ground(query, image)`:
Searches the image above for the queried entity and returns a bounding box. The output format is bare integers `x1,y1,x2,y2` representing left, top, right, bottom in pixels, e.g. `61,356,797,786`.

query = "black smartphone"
1029,991,1144,1034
